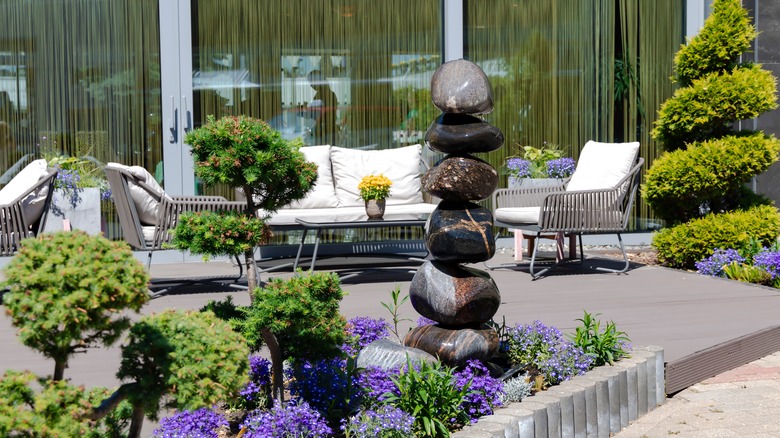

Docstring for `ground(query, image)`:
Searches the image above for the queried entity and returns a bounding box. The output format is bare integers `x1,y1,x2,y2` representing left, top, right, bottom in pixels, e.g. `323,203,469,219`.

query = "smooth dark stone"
409,260,500,325
430,59,494,114
426,201,495,263
356,338,437,371
425,113,504,154
421,154,498,201
403,323,500,367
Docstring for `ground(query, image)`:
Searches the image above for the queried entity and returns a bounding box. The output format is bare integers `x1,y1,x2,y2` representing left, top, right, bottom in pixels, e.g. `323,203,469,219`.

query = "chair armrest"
492,182,566,209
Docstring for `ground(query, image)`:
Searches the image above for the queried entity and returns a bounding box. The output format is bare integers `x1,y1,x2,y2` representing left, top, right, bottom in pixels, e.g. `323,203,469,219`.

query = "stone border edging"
453,345,664,438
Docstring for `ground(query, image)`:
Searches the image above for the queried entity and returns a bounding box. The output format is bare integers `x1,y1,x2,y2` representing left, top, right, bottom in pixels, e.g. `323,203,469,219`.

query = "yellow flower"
358,174,393,201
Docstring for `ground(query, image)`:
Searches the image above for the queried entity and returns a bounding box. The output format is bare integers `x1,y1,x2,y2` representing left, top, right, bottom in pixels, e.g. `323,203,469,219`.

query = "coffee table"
293,213,429,274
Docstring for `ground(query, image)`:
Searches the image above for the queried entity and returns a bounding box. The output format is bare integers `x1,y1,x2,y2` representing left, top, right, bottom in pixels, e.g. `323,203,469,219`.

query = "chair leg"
595,233,630,274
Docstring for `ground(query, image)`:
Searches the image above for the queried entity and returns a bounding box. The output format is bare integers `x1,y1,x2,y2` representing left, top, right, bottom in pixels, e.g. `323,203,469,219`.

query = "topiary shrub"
1,231,150,381
643,132,780,225
112,309,249,437
652,204,780,269
652,65,778,150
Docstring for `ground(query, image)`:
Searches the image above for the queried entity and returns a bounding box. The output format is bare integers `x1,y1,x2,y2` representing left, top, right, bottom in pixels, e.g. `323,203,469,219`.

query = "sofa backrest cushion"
286,145,339,209
108,162,169,225
331,144,425,207
0,158,50,223
566,141,640,192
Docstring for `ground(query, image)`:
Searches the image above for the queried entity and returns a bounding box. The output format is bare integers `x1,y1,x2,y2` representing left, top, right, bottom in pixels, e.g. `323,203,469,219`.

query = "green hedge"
643,133,780,225
652,205,780,269
674,0,755,86
652,64,778,150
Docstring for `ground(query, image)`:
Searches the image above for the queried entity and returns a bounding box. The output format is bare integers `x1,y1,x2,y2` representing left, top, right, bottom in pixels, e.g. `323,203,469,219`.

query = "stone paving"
614,350,780,438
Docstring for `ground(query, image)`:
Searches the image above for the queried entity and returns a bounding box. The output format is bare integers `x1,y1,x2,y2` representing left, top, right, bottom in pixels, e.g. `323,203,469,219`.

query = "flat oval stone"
421,154,498,201
403,323,499,367
431,59,494,114
409,260,500,325
425,113,504,154
426,201,495,263
356,338,437,371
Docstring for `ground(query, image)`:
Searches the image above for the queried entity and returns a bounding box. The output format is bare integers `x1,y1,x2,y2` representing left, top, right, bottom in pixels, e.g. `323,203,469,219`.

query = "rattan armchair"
0,161,58,256
490,141,644,278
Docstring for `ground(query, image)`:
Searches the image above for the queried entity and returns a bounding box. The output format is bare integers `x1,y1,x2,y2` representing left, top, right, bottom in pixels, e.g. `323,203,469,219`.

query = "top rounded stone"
430,59,494,115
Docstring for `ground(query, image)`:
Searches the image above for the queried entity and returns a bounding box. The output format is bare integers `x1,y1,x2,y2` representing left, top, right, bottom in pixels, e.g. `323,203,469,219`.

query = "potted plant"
504,142,576,188
42,154,111,235
357,174,392,218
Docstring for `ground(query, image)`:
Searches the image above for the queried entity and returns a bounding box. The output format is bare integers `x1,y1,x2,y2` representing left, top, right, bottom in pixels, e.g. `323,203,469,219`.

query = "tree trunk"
53,359,66,381
128,404,145,438
261,327,284,403
88,382,136,420
245,248,258,292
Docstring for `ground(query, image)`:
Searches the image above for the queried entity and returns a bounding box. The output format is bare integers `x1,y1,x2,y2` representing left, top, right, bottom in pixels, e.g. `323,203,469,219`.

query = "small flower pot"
365,199,386,219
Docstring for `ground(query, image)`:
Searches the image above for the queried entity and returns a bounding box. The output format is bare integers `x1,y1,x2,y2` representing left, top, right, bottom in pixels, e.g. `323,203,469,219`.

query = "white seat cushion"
264,202,437,226
494,207,541,225
0,159,50,223
107,162,170,225
286,145,339,209
566,141,640,191
330,144,425,207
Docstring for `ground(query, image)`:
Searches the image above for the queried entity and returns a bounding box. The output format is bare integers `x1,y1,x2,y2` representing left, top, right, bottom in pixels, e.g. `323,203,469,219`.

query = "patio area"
2,244,779,398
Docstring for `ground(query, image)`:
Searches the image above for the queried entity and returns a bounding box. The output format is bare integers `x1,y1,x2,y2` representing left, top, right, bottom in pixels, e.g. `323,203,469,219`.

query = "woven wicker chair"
105,163,247,296
0,160,58,256
490,141,644,278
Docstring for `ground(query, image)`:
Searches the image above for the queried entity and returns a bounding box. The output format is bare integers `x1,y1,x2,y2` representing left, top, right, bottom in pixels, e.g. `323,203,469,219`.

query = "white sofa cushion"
494,207,541,225
107,162,169,226
0,159,50,223
286,145,339,209
331,144,425,207
566,141,640,192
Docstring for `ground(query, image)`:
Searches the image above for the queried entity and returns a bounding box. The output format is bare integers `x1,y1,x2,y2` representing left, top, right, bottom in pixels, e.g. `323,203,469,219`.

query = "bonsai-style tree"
644,0,780,267
181,114,317,291
90,310,250,438
2,231,150,381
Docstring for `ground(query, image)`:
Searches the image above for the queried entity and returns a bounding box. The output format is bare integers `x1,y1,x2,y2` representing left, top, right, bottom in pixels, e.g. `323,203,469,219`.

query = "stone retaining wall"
453,345,665,438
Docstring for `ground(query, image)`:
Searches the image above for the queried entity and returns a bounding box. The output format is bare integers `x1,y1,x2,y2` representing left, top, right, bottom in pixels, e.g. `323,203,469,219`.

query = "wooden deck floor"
2,249,779,395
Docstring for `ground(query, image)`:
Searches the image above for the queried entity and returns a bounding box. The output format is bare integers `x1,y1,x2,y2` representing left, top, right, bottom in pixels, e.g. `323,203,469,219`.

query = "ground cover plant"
696,240,780,288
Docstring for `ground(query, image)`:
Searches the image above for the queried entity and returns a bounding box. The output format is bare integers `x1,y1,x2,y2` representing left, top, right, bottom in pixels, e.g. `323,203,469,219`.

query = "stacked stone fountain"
403,59,504,367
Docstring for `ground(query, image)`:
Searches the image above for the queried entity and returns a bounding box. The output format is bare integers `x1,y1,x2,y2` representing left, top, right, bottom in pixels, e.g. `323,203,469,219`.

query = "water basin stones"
421,154,498,201
409,260,500,325
404,323,500,367
431,59,494,114
425,113,504,154
356,338,437,371
426,201,495,262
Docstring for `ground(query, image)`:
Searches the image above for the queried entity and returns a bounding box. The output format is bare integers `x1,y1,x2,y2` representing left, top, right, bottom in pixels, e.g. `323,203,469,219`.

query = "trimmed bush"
674,0,755,86
652,205,780,269
643,133,780,224
652,65,778,150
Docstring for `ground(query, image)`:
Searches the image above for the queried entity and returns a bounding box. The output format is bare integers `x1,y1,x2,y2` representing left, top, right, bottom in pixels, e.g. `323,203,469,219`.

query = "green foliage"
0,370,130,437
652,205,780,269
380,285,411,341
722,261,774,286
117,310,249,421
511,143,567,178
643,133,780,224
652,64,778,150
184,114,317,216
200,294,245,322
45,154,108,190
569,311,631,367
383,359,472,438
2,231,149,381
237,271,347,360
674,0,755,86
169,210,272,258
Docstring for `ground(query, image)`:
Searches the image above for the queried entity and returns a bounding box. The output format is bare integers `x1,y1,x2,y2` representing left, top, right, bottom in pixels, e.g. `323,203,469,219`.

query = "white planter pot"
507,177,563,189
44,187,102,235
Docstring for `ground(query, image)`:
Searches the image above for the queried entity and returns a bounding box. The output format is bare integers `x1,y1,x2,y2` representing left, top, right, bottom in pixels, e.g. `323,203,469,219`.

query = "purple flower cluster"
453,360,503,421
358,365,400,404
416,315,437,326
240,401,332,438
505,321,593,385
287,357,361,415
343,316,390,357
695,248,746,277
753,248,780,280
240,355,272,407
506,157,531,179
546,157,576,179
153,408,227,438
341,405,414,437
52,167,83,215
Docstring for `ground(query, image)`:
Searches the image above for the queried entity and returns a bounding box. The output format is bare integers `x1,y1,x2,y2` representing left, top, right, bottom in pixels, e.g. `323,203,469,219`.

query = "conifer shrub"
643,133,780,224
652,205,780,269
